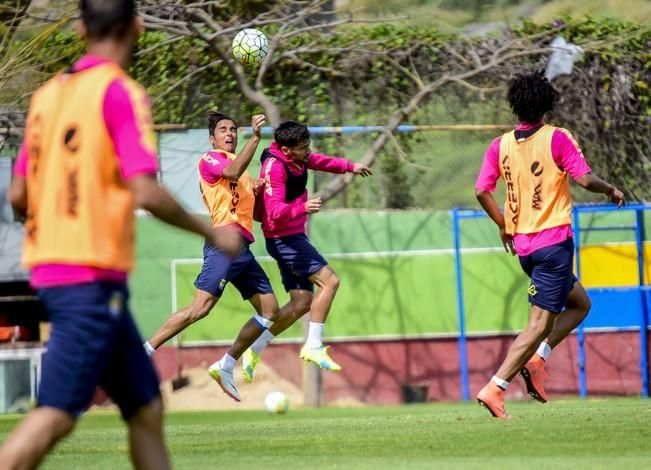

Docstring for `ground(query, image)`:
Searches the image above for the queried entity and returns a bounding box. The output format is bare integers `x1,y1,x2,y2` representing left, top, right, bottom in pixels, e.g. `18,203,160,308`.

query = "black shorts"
518,237,578,314
36,282,160,420
194,239,273,299
265,234,328,292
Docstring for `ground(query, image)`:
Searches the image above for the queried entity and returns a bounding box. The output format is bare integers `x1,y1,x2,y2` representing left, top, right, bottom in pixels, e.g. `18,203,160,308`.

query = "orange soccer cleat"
476,382,511,419
520,356,549,403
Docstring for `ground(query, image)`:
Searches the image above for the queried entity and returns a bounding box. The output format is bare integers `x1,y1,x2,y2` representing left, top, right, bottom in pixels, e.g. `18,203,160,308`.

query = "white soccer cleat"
208,365,241,402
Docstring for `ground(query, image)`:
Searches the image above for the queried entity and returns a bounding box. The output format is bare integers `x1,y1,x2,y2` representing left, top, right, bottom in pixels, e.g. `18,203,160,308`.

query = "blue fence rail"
237,124,513,136
452,203,650,400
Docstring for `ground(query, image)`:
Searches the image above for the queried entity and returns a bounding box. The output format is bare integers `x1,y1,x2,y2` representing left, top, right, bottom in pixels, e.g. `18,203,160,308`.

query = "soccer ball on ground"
232,28,269,65
264,391,289,414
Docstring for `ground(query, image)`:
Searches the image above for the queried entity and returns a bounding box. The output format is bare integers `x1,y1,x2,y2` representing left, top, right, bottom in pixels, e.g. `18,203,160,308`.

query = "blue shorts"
265,234,328,292
518,237,578,314
36,282,160,420
194,239,273,299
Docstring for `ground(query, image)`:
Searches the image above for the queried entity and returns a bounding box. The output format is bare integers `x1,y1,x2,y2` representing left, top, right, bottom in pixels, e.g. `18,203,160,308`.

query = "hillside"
342,0,651,30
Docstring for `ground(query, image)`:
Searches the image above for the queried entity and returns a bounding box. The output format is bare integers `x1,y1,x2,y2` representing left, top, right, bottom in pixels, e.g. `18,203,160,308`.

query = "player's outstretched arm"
128,174,241,256
575,173,625,207
306,153,367,175
221,114,266,179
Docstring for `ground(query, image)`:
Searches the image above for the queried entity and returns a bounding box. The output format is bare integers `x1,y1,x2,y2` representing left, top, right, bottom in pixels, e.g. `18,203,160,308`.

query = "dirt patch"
90,359,364,412
160,362,304,411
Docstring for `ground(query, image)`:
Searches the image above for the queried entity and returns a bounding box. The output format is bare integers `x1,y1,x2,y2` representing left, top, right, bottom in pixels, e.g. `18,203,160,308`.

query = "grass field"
1,399,650,469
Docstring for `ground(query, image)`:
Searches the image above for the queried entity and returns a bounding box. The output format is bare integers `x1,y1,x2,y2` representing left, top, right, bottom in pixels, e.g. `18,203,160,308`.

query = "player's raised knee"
329,273,341,291
322,269,340,292
569,285,592,319
583,296,592,314
290,290,312,316
295,297,312,315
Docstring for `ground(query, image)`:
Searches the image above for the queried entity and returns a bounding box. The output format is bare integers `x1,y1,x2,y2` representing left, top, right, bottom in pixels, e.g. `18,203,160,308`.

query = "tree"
141,3,649,202
2,3,648,201
140,2,533,201
0,1,71,152
141,0,380,127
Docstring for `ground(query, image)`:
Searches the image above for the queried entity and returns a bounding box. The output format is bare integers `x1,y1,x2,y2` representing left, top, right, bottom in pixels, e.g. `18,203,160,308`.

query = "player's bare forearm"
575,173,614,194
575,173,625,207
475,189,505,228
222,114,266,179
128,174,213,239
222,135,261,179
8,176,27,218
476,188,516,255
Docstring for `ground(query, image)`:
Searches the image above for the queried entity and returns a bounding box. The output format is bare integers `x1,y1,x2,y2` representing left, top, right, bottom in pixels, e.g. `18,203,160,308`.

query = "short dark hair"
274,121,310,148
507,71,560,124
80,0,136,40
208,111,237,136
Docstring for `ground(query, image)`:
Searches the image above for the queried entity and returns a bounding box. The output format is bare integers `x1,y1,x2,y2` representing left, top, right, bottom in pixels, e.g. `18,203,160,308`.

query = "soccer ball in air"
232,29,269,65
264,391,289,414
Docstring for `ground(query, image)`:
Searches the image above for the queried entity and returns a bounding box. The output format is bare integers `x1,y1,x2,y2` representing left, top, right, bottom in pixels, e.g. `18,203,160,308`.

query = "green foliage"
515,17,651,200
25,16,651,205
378,137,415,209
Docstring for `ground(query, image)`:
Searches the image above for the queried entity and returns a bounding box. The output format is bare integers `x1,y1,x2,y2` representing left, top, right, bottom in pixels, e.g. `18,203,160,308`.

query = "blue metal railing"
635,209,649,397
452,203,650,400
573,204,649,398
452,208,489,402
238,124,513,136
572,208,587,398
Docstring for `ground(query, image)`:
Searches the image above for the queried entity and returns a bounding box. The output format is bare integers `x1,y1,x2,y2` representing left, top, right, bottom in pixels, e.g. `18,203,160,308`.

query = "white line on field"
169,240,649,268
170,246,504,268
174,325,648,348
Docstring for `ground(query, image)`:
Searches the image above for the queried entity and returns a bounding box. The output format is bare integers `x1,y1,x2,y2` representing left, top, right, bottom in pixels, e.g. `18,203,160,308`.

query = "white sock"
251,329,275,355
211,353,236,373
305,322,325,348
492,375,510,390
536,341,552,361
143,341,155,357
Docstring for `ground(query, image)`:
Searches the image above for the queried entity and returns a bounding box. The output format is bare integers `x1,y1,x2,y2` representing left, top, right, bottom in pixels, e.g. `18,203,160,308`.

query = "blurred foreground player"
0,1,239,468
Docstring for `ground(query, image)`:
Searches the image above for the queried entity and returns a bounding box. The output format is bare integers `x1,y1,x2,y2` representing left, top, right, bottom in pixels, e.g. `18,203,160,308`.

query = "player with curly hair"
474,71,625,418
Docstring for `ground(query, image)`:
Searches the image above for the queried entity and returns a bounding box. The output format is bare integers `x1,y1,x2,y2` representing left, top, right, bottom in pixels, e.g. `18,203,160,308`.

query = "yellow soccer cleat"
242,348,261,384
299,344,342,372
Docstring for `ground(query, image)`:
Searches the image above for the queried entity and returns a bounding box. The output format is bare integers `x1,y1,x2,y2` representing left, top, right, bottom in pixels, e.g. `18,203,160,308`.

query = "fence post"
303,213,323,407
635,208,649,398
573,207,588,399
452,208,470,401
